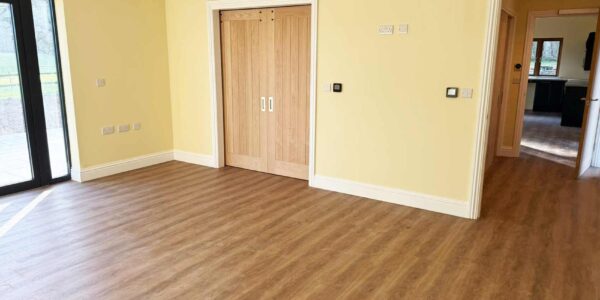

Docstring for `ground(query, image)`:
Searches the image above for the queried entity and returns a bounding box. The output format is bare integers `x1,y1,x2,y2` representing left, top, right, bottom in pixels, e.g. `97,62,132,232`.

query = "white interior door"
577,16,600,176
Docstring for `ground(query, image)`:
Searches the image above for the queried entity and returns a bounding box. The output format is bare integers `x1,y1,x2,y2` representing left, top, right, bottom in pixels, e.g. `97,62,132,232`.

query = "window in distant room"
530,38,563,76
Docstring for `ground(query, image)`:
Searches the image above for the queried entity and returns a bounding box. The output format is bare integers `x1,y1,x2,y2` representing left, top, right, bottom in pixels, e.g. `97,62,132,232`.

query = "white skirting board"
173,150,218,168
70,151,174,182
71,150,217,182
70,151,468,219
310,175,471,219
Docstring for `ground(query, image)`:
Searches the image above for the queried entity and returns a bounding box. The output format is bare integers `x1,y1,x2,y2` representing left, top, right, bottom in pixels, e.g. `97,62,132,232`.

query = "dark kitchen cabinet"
530,78,567,113
561,86,588,127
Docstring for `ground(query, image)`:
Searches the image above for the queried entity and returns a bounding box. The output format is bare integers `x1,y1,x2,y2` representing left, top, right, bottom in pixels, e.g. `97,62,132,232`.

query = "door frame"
0,0,71,196
467,0,504,219
471,4,600,219
493,8,517,160
206,0,318,182
505,8,600,158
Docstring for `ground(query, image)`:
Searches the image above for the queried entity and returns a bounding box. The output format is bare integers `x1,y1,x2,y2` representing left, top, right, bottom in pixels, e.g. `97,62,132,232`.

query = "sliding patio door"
0,0,69,196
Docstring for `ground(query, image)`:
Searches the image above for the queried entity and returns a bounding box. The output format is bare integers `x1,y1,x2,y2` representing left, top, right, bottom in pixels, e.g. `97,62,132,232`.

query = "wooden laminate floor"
0,156,599,299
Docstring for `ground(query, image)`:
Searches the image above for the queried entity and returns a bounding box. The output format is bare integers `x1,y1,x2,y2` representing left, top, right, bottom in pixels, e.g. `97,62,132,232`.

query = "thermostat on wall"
446,87,459,98
332,83,343,93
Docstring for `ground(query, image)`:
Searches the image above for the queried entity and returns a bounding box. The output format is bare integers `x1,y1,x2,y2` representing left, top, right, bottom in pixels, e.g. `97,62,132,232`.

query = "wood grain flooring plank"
0,156,598,299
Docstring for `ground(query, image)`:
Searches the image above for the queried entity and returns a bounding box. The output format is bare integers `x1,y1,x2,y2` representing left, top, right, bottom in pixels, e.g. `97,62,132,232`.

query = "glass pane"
0,4,34,186
529,41,538,76
539,41,561,76
32,0,69,178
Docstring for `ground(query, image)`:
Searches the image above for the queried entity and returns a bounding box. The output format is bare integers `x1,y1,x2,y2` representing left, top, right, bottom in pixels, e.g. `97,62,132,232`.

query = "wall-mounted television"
585,32,595,71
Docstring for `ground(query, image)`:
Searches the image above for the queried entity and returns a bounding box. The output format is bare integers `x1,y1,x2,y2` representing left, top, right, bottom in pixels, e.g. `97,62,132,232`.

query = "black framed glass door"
0,0,70,196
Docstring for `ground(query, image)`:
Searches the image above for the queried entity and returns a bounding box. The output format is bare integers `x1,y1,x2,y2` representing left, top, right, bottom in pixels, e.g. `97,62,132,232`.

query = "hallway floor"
520,111,580,167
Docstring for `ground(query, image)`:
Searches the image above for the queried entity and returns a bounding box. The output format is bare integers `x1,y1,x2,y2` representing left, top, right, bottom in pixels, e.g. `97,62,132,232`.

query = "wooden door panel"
268,6,310,180
221,9,267,172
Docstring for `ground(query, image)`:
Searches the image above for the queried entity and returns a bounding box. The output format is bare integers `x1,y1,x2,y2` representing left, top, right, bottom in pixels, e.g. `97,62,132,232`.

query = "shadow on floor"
520,111,580,167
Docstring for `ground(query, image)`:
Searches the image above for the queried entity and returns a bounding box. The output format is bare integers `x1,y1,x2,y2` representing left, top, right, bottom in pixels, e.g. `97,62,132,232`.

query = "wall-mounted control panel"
446,87,474,99
446,87,459,98
332,83,343,93
322,83,343,93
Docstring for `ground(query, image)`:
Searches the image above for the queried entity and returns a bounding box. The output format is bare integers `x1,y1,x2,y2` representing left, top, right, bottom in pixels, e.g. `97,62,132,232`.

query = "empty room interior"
0,0,599,298
522,14,597,167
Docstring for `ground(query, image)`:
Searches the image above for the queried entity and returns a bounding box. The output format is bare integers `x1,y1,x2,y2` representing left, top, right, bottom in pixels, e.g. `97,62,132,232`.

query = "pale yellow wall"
56,0,173,168
162,0,492,202
316,0,489,201
53,0,496,202
534,16,597,80
165,0,213,155
501,0,600,149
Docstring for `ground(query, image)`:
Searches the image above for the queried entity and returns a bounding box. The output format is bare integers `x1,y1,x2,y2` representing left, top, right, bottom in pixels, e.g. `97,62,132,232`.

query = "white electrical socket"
118,124,131,133
398,24,409,34
133,123,142,131
96,78,106,88
461,88,474,99
102,126,115,135
378,25,394,35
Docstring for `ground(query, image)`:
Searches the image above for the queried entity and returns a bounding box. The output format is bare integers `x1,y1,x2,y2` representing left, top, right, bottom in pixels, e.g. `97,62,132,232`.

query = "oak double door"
220,6,310,180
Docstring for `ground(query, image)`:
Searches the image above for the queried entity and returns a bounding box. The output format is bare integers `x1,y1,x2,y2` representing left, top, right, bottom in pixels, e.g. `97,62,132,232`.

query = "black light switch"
333,83,343,93
446,87,459,98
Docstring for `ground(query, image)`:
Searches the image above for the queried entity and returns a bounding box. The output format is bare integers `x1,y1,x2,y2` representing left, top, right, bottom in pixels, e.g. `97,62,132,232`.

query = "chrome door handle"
269,97,274,112
580,98,599,102
261,97,266,112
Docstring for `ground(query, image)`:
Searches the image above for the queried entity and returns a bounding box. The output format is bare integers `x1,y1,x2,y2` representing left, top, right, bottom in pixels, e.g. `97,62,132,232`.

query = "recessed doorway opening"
206,0,318,182
520,14,598,168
